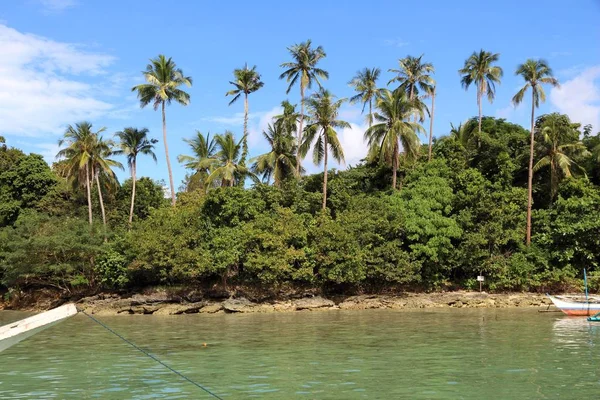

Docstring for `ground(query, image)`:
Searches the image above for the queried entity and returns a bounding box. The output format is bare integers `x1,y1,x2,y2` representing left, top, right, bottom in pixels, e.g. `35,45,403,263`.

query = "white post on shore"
477,274,485,293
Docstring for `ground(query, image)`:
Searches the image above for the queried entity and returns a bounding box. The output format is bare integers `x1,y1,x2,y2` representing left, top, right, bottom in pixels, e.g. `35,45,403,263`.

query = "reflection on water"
1,309,600,399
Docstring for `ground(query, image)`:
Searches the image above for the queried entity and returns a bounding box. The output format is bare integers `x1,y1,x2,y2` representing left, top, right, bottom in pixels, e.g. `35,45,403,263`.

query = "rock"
222,298,257,313
339,295,385,310
153,302,206,315
293,296,335,311
273,301,295,312
129,305,162,314
253,304,276,313
130,292,171,306
199,303,223,313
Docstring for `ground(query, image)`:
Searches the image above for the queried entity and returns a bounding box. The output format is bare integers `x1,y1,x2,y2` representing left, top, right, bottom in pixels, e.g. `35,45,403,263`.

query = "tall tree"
348,67,382,128
206,131,253,187
300,89,349,210
90,136,123,230
534,113,587,201
512,59,559,245
178,131,217,192
274,100,300,138
389,55,435,103
459,50,503,142
364,89,425,189
279,40,328,175
114,128,158,225
57,122,100,225
132,54,192,206
226,64,264,167
251,123,299,187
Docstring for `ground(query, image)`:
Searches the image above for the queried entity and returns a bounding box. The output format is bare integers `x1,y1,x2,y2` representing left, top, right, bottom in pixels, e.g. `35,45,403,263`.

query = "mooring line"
81,311,224,399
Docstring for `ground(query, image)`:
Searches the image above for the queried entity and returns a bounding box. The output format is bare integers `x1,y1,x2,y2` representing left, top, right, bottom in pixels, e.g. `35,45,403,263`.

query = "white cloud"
32,142,61,163
557,64,586,79
0,23,116,137
202,111,269,128
300,122,369,175
200,106,284,152
383,38,410,47
339,105,363,123
495,101,525,120
38,0,78,12
550,65,600,130
495,105,514,119
336,122,369,167
248,107,282,147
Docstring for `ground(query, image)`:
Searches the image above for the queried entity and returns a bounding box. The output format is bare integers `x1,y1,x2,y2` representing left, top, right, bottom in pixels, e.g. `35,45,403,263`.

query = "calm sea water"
1,308,599,399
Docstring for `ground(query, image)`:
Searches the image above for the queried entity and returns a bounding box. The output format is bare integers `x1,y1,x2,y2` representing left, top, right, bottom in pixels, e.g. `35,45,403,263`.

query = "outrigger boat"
546,295,600,316
0,303,78,353
547,269,600,320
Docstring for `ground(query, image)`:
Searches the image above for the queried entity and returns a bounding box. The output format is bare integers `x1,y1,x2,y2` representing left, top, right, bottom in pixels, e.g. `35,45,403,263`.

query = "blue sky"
1,0,599,189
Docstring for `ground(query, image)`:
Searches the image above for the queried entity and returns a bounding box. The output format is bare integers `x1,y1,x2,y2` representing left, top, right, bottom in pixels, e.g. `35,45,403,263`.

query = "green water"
0,308,599,399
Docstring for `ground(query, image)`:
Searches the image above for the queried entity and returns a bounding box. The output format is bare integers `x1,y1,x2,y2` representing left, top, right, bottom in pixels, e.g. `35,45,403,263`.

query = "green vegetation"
1,47,599,299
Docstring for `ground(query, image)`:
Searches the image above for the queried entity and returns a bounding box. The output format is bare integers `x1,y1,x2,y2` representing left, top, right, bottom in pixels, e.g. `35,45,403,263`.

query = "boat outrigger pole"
585,268,600,322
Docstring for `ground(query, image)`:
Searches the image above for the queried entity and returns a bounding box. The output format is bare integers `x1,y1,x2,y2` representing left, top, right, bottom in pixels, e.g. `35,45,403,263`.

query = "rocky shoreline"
60,291,555,316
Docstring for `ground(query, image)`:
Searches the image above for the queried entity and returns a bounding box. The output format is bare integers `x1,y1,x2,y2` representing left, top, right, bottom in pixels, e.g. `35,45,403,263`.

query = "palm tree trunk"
526,91,535,246
297,85,305,176
94,168,107,228
477,88,482,147
322,132,328,210
368,98,373,130
241,93,249,166
85,163,93,225
550,160,556,203
162,102,176,207
128,161,136,226
428,87,436,161
409,86,416,123
392,142,399,190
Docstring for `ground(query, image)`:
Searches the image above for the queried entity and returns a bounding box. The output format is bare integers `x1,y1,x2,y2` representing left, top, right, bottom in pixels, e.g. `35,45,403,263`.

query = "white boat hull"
0,303,78,352
547,295,600,316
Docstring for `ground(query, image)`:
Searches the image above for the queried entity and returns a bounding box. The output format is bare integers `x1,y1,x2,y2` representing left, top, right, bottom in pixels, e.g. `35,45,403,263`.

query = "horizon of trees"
54,45,573,244
1,42,600,299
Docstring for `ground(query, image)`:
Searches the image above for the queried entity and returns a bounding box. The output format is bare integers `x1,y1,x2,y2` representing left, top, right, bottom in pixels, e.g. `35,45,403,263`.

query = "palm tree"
348,67,382,128
450,119,478,148
114,128,158,225
226,64,264,166
274,100,300,137
177,131,217,191
90,136,123,230
389,55,435,103
57,122,98,225
364,89,425,189
534,113,588,201
459,50,503,142
132,54,192,206
279,40,328,175
512,59,559,245
206,131,253,187
300,89,349,210
252,123,299,186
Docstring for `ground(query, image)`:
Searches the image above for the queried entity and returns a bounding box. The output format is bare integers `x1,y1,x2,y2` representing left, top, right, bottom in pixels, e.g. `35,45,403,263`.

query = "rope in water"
81,311,224,400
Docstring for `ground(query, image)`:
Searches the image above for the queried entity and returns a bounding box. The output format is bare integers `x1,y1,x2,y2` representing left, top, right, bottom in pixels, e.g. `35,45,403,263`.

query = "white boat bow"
0,303,78,352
